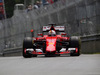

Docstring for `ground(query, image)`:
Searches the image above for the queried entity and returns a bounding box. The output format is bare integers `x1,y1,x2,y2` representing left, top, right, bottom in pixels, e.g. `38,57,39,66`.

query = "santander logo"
47,39,56,43
46,37,57,46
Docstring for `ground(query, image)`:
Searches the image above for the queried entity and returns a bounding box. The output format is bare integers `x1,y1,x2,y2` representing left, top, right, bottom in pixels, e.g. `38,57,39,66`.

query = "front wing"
24,48,78,55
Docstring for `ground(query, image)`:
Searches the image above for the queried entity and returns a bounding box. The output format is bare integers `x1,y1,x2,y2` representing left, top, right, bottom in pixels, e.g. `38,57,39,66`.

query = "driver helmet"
48,30,56,36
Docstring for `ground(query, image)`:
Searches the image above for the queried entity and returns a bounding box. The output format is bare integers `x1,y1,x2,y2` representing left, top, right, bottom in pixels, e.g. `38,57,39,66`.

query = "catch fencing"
0,0,100,54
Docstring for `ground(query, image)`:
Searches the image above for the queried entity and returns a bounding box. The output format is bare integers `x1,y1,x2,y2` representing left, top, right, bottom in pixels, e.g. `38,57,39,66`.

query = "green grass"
94,53,100,54
82,52,100,54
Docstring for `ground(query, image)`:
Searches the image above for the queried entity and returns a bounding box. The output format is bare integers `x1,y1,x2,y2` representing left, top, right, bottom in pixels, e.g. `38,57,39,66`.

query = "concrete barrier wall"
81,34,100,53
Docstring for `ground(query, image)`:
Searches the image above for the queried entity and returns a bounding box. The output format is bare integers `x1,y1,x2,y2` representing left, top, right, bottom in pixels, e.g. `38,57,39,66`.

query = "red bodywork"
46,37,57,52
24,35,78,55
24,25,79,56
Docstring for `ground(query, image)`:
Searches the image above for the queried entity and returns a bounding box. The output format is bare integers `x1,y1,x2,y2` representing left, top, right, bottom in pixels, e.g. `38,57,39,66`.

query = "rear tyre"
69,36,81,56
43,43,46,53
23,37,37,58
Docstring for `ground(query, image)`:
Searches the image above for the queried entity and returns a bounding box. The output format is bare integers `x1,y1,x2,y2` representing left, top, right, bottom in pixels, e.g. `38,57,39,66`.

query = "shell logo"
48,43,54,45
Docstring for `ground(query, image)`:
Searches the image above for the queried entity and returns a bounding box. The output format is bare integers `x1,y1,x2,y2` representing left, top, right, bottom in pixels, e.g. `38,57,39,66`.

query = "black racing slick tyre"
23,37,37,58
69,36,81,56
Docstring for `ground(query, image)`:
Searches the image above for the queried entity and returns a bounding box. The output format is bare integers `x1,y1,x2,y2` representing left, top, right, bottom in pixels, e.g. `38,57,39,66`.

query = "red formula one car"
23,24,81,58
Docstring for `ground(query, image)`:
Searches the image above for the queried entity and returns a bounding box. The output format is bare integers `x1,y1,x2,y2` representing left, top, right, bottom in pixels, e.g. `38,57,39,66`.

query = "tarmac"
0,54,100,75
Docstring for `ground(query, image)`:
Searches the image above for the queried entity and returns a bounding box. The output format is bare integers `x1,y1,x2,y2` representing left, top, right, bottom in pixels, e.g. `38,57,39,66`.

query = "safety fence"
0,0,100,54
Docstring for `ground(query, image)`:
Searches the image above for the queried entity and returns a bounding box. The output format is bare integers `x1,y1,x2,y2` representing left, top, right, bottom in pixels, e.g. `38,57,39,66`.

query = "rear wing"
43,26,65,32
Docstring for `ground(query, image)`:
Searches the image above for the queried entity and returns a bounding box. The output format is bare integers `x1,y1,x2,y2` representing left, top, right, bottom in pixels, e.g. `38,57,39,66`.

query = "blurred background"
0,0,100,55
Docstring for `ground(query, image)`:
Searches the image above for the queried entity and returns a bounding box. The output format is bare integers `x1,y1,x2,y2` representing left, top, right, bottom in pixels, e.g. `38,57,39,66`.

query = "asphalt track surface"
0,54,100,75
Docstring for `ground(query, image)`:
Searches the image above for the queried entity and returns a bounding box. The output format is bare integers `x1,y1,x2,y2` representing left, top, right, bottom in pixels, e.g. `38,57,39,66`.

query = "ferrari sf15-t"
23,24,81,58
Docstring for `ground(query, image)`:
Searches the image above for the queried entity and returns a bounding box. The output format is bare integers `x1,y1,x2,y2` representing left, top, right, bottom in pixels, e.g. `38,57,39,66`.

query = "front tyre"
69,36,81,56
23,37,37,58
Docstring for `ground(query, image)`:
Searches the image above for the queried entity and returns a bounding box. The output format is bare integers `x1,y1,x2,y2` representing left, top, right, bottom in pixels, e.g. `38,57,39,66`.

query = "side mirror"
31,29,34,32
38,33,43,37
61,33,66,37
31,29,34,37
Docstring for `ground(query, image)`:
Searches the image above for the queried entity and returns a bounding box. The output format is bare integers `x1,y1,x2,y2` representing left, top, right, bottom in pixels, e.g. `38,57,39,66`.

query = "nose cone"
46,37,57,52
